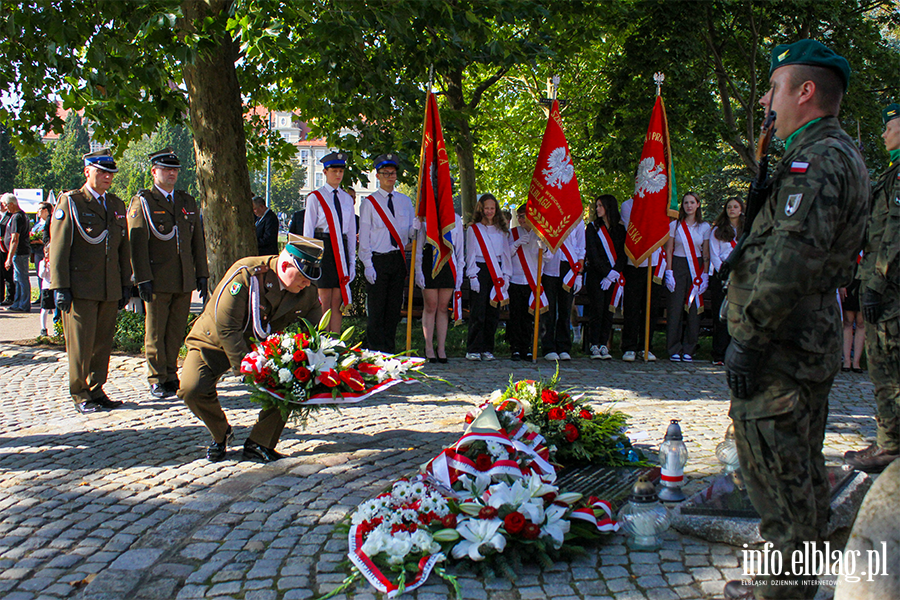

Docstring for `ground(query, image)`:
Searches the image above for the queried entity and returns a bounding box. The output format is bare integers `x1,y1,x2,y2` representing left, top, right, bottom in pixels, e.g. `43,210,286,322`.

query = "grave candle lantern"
658,419,689,502
616,475,670,550
715,423,741,473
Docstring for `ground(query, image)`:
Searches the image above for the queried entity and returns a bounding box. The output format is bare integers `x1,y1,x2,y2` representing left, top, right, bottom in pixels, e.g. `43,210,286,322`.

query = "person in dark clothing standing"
585,194,626,359
253,195,279,255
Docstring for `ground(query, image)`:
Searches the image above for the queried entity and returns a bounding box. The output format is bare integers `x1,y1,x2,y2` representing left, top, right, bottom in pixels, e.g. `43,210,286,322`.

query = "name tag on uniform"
153,211,166,214
790,161,809,173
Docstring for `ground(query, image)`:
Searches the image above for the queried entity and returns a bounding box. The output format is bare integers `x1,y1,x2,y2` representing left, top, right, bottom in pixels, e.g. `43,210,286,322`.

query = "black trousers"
586,269,614,348
365,251,406,353
666,256,701,357
508,283,531,355
621,264,664,352
467,264,500,353
0,259,13,300
541,262,574,355
708,272,730,362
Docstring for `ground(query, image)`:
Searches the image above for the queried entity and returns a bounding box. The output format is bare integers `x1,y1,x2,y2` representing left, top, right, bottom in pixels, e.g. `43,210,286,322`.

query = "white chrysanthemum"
409,481,427,498
280,336,295,351
486,440,506,461
278,368,292,383
411,529,440,554
281,352,293,364
264,359,276,372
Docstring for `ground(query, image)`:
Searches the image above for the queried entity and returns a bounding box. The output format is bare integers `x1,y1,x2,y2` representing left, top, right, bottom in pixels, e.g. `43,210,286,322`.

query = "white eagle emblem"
542,147,575,190
634,157,667,198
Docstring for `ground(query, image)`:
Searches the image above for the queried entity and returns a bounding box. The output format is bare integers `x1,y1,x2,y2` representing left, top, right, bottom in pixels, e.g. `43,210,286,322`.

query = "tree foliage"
0,124,16,193
49,111,91,193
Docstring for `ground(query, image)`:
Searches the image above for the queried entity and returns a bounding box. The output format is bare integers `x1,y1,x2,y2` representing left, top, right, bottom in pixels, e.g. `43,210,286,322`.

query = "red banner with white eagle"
416,92,457,278
624,95,678,265
525,99,583,253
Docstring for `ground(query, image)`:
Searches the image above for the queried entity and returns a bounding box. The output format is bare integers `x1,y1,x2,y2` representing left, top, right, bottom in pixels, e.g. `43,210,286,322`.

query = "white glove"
501,279,509,298
415,270,426,290
665,270,676,293
412,218,422,230
510,237,526,250
469,277,480,294
364,266,377,285
572,275,583,295
699,272,709,294
600,276,613,291
349,266,356,283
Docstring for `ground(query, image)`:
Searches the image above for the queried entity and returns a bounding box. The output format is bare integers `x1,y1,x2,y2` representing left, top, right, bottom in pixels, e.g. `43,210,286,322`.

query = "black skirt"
423,244,455,289
843,279,861,312
315,232,350,289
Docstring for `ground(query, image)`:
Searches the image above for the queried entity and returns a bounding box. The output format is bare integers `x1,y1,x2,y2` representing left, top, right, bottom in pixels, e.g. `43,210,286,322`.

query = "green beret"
769,39,850,91
883,103,900,126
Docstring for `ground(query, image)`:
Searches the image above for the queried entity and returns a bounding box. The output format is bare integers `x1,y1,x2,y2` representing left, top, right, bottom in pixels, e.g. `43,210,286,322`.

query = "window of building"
315,172,324,188
299,149,310,164
315,149,326,162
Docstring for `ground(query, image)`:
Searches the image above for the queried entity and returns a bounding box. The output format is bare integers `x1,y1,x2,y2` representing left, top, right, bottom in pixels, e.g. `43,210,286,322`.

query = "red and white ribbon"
560,240,582,292
652,247,667,284
447,254,463,323
348,524,442,597
471,223,508,306
366,194,406,264
511,228,548,314
570,497,619,532
608,273,625,313
677,221,704,312
312,190,352,306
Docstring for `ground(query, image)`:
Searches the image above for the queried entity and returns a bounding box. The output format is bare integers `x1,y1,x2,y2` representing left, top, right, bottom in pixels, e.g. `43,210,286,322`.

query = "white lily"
485,479,531,511
526,472,558,498
451,518,506,561
305,347,337,374
554,492,583,506
541,504,570,549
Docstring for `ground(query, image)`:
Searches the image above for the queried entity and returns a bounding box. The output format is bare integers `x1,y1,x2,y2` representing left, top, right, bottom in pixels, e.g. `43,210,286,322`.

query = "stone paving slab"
0,341,880,599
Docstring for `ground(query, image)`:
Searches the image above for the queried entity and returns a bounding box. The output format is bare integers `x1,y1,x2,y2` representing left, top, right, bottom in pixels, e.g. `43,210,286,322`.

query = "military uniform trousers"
365,251,406,353
867,317,900,451
145,291,193,386
179,347,286,449
62,298,119,403
731,342,838,600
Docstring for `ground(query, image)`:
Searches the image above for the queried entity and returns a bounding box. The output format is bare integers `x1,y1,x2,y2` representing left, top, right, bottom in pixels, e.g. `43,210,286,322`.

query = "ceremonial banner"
624,95,678,265
416,92,456,278
525,99,583,253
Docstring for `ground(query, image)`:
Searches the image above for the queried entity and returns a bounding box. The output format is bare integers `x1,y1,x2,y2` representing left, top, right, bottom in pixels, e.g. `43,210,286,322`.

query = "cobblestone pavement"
0,342,877,600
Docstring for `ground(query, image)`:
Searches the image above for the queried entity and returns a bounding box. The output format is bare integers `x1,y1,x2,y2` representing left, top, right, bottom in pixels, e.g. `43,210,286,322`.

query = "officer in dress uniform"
128,148,209,399
50,149,133,414
177,235,324,462
358,153,414,352
303,151,356,333
843,103,900,473
722,41,869,600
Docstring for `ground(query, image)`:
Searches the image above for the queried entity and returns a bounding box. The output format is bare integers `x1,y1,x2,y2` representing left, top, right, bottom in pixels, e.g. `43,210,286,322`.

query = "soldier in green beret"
723,40,870,599
177,235,324,463
128,148,209,399
844,103,900,473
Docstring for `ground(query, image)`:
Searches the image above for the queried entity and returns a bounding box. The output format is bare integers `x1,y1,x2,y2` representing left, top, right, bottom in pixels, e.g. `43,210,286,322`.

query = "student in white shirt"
708,197,745,364
663,192,711,362
465,194,511,361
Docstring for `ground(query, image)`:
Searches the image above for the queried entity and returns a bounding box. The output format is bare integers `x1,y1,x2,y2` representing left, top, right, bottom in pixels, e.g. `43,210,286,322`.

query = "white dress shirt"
303,183,357,269
542,219,585,277
358,187,414,270
668,220,711,258
709,225,738,274
508,227,541,286
465,223,512,281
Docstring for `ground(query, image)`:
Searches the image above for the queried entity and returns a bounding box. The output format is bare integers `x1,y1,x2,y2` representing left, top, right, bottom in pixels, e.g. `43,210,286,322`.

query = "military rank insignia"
129,205,139,218
230,282,242,296
55,209,65,220
785,194,803,216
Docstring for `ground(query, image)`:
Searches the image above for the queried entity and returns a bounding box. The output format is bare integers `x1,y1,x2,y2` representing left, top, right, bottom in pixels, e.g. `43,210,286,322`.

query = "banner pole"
531,250,543,362
643,260,652,361
407,66,434,355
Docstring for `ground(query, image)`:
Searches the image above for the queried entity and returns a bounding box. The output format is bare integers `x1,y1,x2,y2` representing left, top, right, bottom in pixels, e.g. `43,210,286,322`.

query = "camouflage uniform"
859,157,900,451
726,116,870,599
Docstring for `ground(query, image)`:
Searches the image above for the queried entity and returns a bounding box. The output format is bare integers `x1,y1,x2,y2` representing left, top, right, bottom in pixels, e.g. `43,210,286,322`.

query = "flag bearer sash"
652,247,666,284
448,256,463,323
560,240,582,292
365,194,406,264
596,225,624,313
312,190,352,306
471,223,508,307
677,221,704,312
511,228,548,314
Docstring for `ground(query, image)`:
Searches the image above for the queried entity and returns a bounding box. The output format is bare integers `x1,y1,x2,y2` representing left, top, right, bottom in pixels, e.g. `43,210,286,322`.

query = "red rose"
564,423,580,442
318,369,340,387
564,402,574,412
357,362,381,376
478,506,498,520
522,523,541,540
541,389,559,405
579,409,592,420
475,453,493,471
293,350,306,363
548,407,566,421
339,368,366,391
440,514,457,528
503,511,526,534
293,366,311,383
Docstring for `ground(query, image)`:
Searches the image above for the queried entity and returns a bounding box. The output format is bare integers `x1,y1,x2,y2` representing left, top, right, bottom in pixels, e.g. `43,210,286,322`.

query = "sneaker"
511,352,522,361
39,328,48,337
589,345,602,359
525,353,533,361
481,352,495,361
622,351,636,362
559,352,571,361
544,352,559,361
670,354,681,362
466,352,482,361
682,354,693,362
640,350,657,362
599,345,612,360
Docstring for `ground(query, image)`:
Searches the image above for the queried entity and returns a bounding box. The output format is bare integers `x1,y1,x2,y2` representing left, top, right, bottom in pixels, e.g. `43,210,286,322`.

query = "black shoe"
428,357,438,364
437,357,448,364
150,383,170,399
844,443,899,473
511,352,521,361
164,380,180,395
92,392,124,409
75,400,101,414
724,580,755,599
207,426,234,462
0,298,12,306
31,299,41,305
39,329,48,337
243,439,285,463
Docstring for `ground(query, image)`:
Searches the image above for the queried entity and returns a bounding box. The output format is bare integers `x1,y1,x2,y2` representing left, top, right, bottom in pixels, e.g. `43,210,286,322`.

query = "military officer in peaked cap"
843,103,900,473
128,147,209,399
358,153,414,353
722,40,869,599
303,151,356,334
50,148,133,414
177,234,324,463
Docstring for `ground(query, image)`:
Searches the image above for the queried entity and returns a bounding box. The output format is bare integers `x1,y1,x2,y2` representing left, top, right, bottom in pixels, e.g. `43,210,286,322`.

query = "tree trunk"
181,0,256,287
443,68,477,222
